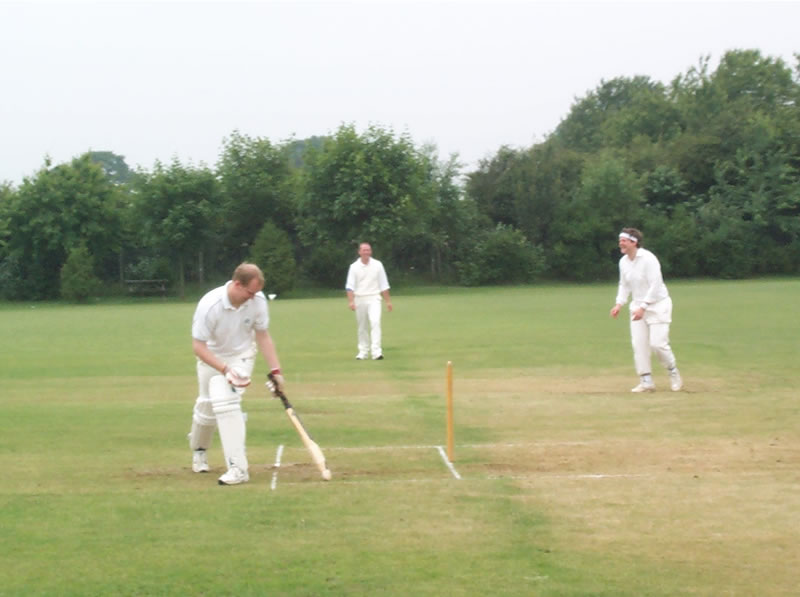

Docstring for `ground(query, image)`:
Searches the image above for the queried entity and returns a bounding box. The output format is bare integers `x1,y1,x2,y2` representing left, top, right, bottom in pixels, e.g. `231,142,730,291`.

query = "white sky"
1,0,798,185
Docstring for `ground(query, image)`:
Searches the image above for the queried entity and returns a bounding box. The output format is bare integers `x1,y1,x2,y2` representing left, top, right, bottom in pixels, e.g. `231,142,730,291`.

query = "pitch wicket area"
249,434,797,489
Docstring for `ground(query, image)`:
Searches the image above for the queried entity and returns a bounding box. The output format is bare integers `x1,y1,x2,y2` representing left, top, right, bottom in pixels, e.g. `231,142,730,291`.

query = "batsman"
187,262,285,485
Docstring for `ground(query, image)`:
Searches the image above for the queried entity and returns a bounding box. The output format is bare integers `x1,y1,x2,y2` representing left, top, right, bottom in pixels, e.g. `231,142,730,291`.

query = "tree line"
1,49,798,301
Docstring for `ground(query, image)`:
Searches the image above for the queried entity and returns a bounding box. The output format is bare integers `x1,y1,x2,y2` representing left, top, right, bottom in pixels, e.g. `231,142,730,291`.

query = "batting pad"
210,375,248,472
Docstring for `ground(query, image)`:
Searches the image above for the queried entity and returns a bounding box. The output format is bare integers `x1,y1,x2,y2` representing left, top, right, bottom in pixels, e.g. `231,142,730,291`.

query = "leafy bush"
124,256,172,281
299,242,354,289
60,244,101,302
248,221,297,295
456,224,545,286
0,256,25,300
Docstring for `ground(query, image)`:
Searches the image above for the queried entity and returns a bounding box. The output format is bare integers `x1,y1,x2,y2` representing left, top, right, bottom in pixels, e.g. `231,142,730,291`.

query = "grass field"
1,279,799,596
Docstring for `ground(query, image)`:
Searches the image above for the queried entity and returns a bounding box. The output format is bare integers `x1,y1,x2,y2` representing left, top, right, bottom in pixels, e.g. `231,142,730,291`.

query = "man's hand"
610,304,621,319
266,371,285,396
225,366,251,387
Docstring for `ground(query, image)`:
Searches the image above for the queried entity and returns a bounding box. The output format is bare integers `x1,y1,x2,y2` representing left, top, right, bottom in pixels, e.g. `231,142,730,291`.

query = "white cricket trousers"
354,295,383,358
629,296,677,375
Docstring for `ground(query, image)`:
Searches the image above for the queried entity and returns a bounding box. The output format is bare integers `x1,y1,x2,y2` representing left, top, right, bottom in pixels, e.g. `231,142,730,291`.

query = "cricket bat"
267,374,332,481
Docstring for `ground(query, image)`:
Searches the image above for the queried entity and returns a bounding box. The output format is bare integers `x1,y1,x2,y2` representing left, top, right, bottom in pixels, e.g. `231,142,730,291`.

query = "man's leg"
367,299,383,359
355,300,370,359
649,323,677,370
629,317,655,391
210,375,249,485
188,362,218,472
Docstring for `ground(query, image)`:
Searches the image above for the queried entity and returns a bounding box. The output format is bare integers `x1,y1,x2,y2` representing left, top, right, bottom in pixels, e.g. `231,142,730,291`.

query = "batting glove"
225,366,251,388
266,370,285,396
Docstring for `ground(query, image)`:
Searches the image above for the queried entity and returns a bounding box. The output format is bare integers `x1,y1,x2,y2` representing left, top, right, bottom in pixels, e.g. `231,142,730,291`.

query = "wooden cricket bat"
268,374,332,481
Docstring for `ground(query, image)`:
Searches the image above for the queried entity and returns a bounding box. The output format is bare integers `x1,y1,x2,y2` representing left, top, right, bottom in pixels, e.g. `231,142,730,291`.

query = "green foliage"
131,160,219,294
124,255,173,281
0,255,25,300
216,131,297,265
3,49,800,291
456,224,545,286
2,154,122,299
248,220,297,295
549,155,644,280
301,241,354,289
296,123,443,276
88,151,132,184
60,243,101,302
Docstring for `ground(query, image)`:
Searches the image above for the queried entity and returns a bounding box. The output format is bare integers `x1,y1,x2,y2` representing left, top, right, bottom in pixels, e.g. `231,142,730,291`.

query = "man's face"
359,243,372,263
618,237,637,253
232,279,263,305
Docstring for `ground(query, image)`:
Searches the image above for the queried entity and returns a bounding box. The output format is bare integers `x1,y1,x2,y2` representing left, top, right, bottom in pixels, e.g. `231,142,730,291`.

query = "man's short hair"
232,262,265,286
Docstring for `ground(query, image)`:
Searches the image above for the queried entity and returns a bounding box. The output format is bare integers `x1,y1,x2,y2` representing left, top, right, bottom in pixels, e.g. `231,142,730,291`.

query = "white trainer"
631,382,656,393
192,449,210,473
670,368,683,392
218,466,249,486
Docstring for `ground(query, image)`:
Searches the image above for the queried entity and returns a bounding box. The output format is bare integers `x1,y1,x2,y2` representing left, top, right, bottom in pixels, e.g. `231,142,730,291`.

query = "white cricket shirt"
345,257,390,297
615,247,670,310
192,281,269,357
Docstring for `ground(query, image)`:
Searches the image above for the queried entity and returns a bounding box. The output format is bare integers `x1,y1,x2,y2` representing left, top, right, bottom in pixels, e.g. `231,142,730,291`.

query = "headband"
619,232,638,243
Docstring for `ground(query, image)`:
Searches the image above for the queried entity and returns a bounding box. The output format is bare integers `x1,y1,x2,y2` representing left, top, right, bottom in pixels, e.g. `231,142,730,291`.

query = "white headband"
619,232,638,243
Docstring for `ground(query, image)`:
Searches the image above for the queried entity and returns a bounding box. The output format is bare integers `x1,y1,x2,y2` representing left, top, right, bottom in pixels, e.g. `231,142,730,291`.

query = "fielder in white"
610,228,683,393
345,242,392,360
188,263,285,485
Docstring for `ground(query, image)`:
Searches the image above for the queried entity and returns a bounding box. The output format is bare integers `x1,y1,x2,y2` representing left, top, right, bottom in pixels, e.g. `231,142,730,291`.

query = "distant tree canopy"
468,49,800,280
1,49,798,300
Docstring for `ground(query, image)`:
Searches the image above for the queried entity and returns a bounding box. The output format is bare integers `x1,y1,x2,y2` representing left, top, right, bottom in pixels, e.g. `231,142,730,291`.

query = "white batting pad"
209,375,248,473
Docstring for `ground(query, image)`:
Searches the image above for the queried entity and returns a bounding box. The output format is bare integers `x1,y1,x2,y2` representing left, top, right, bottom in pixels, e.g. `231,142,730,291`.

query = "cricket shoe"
631,382,656,393
192,449,210,473
373,355,384,360
218,466,249,486
669,368,683,392
355,353,368,360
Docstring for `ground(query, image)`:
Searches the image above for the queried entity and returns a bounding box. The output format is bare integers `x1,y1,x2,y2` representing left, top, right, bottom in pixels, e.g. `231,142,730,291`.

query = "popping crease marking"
436,445,462,480
270,444,284,491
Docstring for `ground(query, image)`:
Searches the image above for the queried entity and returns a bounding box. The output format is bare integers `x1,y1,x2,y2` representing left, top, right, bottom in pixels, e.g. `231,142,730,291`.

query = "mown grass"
1,279,798,596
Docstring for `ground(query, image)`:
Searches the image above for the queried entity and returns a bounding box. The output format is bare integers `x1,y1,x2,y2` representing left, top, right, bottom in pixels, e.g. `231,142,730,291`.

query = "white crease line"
270,444,284,491
436,446,462,480
488,473,653,480
325,441,595,452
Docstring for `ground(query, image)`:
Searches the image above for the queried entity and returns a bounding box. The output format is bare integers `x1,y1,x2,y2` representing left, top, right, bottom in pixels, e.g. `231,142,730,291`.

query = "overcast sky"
1,0,798,185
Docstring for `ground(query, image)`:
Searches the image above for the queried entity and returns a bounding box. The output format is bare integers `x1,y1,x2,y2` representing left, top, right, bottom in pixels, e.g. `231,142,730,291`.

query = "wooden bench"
125,279,168,296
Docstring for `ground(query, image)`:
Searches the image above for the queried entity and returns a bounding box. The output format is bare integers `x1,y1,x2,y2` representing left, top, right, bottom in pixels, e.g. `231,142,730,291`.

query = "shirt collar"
222,281,235,310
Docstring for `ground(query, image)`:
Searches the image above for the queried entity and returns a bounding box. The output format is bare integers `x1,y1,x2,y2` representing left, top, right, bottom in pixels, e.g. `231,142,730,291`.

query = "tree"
216,131,297,265
88,151,133,184
549,155,644,280
2,155,122,299
131,159,219,297
296,123,439,284
466,146,521,227
455,224,545,286
248,221,297,296
554,76,680,152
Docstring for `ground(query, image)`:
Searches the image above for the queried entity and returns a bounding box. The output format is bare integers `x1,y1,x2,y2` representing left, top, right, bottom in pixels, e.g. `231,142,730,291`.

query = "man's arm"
381,289,393,312
192,338,228,374
641,253,665,306
346,289,356,311
255,329,284,391
255,329,281,372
